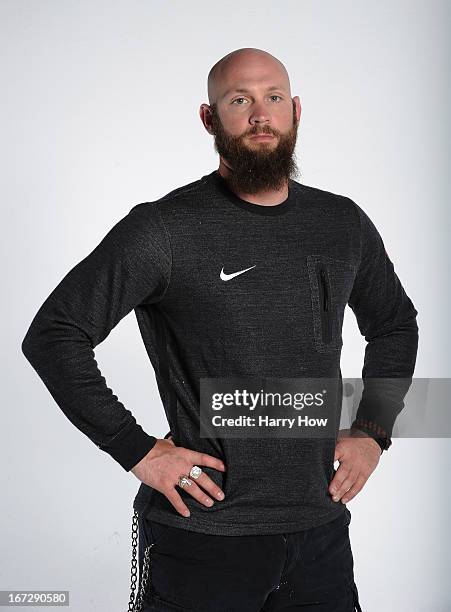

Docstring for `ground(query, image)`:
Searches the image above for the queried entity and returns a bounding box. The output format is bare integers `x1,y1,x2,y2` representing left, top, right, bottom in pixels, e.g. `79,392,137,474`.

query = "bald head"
207,47,291,106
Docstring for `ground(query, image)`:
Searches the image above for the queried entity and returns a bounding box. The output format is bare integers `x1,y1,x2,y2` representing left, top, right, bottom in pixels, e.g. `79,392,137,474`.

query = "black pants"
138,507,362,611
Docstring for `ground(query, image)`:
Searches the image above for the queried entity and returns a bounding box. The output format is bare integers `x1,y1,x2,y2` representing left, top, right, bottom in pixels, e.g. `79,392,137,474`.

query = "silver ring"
189,465,202,479
178,475,192,489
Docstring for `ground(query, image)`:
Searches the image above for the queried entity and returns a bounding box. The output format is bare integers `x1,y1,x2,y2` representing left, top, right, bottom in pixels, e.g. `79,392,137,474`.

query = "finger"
331,470,359,502
191,471,225,501
176,477,216,508
164,486,191,517
329,464,352,497
341,475,367,503
188,450,226,472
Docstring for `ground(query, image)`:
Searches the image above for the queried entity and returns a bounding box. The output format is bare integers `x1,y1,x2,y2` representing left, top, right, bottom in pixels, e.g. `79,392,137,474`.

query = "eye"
231,95,282,105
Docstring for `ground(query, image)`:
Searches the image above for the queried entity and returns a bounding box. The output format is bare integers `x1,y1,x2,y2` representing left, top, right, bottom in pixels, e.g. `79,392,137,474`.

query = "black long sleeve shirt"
22,170,419,535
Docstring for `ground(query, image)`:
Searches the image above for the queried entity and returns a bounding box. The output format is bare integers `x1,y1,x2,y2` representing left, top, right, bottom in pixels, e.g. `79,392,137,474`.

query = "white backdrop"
1,1,450,610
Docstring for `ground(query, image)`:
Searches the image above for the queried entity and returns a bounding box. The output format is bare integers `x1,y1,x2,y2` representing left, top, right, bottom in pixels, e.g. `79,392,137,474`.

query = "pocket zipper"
320,269,329,312
318,266,333,344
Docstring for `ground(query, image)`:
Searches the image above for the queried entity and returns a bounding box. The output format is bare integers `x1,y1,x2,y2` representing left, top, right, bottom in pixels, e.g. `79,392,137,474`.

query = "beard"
209,100,300,194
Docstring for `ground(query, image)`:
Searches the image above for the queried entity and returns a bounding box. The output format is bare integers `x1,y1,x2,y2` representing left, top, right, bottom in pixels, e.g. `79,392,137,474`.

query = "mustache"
246,128,277,137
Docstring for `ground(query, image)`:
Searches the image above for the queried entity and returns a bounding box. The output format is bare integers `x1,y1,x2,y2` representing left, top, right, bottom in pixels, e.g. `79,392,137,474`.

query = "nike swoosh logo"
220,265,256,281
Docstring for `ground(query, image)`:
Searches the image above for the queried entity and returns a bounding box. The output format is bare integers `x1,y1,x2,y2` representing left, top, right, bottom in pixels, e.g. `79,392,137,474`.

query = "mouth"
248,134,276,140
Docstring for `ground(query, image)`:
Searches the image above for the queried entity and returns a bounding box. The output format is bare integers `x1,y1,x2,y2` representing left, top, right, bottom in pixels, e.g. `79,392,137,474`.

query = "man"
22,47,418,611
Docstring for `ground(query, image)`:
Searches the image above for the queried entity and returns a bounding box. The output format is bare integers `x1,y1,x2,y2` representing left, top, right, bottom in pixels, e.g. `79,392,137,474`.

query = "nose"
249,101,271,127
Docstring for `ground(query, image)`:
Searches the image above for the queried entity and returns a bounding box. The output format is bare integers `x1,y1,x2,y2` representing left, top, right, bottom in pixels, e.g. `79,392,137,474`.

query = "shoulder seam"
345,196,363,268
128,179,208,303
127,200,173,304
153,204,173,303
151,180,206,302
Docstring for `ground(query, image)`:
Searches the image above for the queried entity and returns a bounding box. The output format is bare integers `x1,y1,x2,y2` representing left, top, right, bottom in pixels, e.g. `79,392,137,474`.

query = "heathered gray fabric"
22,169,419,536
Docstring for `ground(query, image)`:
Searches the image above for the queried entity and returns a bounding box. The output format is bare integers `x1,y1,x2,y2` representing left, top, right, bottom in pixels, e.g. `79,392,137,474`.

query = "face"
203,59,301,194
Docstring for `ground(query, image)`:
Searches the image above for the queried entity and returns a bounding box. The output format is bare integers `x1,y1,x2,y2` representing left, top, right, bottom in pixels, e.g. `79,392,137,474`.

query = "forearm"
350,315,419,449
22,322,157,471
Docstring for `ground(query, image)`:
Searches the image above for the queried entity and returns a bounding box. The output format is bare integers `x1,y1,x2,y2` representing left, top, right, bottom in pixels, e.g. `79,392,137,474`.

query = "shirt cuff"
99,422,158,471
350,417,392,452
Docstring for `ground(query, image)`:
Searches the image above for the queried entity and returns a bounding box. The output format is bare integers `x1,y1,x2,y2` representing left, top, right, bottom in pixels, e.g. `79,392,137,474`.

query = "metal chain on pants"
127,508,153,612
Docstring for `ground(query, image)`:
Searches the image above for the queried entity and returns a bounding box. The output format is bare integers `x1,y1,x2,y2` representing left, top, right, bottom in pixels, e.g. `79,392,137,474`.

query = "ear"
199,104,215,135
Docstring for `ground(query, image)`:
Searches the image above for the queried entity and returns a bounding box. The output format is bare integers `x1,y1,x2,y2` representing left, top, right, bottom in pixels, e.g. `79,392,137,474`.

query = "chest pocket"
306,255,356,353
